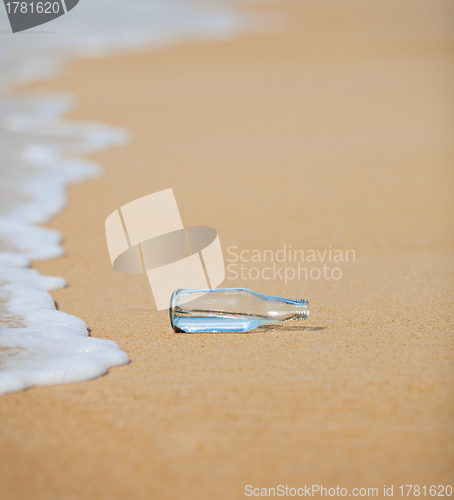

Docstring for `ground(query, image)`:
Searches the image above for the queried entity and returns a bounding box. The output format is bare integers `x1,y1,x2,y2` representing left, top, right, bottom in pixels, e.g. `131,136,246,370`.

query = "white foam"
0,0,274,394
0,92,131,394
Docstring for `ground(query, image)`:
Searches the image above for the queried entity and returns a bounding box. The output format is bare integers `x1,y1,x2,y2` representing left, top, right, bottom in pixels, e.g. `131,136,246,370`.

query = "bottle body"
169,288,309,333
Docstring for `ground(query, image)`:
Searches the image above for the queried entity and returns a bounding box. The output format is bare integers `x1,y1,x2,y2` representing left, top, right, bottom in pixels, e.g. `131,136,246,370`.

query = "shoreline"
1,1,453,498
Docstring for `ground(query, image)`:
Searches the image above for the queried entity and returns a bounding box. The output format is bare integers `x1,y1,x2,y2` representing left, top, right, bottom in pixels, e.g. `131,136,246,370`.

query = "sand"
1,1,453,498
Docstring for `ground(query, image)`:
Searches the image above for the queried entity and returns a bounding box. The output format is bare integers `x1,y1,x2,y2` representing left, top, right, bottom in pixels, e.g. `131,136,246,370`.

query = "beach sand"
1,1,453,498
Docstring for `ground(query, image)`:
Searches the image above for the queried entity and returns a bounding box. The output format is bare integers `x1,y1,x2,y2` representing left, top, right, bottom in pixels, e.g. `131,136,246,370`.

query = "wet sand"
1,1,453,498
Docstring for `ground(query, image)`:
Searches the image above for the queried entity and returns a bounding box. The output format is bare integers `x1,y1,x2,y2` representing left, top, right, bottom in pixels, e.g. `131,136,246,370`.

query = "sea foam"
0,0,264,394
0,93,130,394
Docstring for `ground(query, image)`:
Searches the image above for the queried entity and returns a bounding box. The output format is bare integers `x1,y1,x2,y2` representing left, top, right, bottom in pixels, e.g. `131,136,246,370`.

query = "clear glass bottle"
169,288,309,333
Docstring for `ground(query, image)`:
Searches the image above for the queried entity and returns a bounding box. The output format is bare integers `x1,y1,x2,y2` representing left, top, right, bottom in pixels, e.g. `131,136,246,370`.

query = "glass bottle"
169,288,309,333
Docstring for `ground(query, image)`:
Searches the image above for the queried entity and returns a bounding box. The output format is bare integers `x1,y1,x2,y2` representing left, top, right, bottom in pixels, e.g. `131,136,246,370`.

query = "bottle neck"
290,300,309,320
